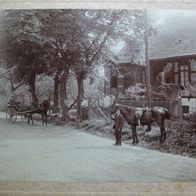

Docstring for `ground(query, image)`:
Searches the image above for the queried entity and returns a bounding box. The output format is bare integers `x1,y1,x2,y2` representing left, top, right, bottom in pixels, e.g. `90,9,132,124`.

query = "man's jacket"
114,114,124,131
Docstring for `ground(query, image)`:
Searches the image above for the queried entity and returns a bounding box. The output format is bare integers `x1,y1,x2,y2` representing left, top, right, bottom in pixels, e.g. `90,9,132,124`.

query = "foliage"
152,83,178,100
124,83,146,100
0,9,156,119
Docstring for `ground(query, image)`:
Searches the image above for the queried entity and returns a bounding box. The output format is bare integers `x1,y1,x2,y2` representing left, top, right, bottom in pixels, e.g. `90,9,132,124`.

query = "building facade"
149,14,196,113
104,60,146,96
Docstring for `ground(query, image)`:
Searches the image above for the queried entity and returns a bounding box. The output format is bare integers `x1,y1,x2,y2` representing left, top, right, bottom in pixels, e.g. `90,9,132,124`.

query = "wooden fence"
86,97,180,122
117,99,180,117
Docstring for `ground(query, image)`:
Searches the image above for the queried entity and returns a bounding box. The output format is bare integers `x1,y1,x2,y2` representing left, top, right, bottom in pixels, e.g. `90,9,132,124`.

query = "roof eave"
150,53,196,62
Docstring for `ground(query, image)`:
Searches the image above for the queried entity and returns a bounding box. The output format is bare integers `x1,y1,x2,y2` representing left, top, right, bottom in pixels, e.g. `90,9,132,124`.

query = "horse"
110,102,171,144
27,100,49,126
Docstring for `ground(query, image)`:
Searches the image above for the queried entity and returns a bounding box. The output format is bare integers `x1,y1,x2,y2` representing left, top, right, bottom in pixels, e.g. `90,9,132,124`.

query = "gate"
88,97,112,123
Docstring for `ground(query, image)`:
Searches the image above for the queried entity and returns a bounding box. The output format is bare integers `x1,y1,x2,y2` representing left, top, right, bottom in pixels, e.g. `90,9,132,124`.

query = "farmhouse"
149,14,196,114
104,55,146,96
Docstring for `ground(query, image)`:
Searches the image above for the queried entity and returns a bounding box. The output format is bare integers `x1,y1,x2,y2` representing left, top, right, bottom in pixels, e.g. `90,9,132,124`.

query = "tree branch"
68,97,77,111
88,11,123,65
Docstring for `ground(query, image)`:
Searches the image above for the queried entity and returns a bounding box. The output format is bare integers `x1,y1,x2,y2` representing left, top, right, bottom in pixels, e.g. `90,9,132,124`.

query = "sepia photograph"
0,3,196,195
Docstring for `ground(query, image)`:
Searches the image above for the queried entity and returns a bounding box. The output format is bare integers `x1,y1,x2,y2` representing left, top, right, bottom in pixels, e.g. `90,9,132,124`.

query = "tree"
2,10,75,119
2,10,49,106
1,9,155,121
70,10,149,118
1,67,25,94
37,10,81,120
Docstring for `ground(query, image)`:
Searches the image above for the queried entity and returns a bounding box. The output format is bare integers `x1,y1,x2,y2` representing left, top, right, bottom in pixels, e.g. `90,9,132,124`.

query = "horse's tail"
163,108,171,119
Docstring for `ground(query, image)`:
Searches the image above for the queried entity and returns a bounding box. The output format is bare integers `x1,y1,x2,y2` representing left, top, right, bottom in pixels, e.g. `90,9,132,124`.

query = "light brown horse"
111,102,171,144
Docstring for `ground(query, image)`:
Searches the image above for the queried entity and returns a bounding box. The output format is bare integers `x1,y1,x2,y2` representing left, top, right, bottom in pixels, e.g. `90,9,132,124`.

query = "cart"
6,102,31,123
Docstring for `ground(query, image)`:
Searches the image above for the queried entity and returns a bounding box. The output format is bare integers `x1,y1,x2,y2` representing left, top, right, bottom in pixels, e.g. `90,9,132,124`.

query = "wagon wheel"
6,107,17,123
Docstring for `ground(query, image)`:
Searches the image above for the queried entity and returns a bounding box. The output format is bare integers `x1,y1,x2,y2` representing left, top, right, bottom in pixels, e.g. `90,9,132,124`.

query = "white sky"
111,9,196,53
150,9,196,25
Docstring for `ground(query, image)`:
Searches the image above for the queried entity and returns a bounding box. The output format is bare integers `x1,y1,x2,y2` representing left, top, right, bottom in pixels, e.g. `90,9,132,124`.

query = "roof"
149,13,196,60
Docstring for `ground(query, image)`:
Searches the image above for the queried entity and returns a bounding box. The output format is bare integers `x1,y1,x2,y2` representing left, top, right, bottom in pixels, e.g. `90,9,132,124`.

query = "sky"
150,9,196,25
112,9,196,54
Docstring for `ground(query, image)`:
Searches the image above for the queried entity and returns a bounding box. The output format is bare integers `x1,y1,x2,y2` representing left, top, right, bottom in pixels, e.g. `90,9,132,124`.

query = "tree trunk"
77,76,84,119
53,72,59,113
28,73,38,107
59,70,69,121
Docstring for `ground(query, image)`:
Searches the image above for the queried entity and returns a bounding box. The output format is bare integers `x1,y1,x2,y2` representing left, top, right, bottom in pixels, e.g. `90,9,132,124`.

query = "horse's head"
110,101,122,114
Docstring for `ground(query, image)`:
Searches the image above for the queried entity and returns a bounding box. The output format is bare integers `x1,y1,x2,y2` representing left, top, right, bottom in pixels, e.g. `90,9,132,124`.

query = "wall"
182,98,196,114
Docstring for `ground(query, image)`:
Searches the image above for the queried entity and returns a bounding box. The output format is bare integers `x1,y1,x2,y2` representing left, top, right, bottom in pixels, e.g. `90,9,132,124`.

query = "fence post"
97,96,100,119
169,101,172,116
88,98,91,121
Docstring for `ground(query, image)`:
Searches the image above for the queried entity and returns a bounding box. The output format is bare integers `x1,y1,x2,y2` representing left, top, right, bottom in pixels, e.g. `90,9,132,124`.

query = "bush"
124,83,146,100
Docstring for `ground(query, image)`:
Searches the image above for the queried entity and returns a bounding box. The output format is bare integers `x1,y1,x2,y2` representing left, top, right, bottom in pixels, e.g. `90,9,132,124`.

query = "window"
180,65,189,88
182,105,189,114
191,60,196,71
191,73,196,86
111,76,117,88
190,60,196,86
124,68,129,75
174,62,179,85
174,62,178,73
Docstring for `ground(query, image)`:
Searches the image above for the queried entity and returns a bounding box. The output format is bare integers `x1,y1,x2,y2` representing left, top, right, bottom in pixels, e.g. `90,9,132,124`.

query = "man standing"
113,109,124,146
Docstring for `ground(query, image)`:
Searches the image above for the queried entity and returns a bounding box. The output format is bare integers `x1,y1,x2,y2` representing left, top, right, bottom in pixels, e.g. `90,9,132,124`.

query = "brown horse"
27,100,49,126
111,102,170,144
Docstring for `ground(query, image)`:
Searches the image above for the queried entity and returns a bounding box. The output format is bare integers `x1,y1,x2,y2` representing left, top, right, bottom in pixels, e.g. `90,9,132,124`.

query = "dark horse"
111,102,171,144
27,100,49,126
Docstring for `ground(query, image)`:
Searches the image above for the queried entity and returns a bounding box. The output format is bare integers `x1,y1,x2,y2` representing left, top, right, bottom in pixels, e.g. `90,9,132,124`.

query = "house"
149,14,196,114
104,56,146,96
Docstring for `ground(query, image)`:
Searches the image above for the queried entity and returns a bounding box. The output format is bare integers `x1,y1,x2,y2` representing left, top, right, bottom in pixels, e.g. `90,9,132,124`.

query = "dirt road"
0,116,196,183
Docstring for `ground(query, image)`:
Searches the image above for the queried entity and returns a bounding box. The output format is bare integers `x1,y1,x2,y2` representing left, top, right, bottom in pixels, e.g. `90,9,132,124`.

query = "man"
113,108,124,146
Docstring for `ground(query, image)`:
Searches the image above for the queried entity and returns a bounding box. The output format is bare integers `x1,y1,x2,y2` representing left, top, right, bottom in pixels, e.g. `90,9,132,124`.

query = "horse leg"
130,124,139,144
145,123,152,132
28,114,34,125
30,115,34,125
119,131,122,145
32,118,34,125
42,113,44,126
114,129,118,145
160,124,166,143
134,126,139,144
130,124,135,144
45,113,47,126
162,120,166,141
43,113,47,126
27,115,30,124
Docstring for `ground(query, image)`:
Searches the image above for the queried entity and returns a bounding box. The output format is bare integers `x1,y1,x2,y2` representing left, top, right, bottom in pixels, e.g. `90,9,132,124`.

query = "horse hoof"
132,141,135,145
132,141,139,145
160,139,164,144
145,129,151,132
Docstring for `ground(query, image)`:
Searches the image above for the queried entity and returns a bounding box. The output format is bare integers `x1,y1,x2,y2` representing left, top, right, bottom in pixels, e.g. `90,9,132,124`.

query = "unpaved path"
0,116,196,183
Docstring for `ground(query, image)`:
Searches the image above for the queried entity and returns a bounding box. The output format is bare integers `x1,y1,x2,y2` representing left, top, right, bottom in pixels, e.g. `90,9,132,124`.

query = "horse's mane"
115,103,137,123
116,103,136,111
